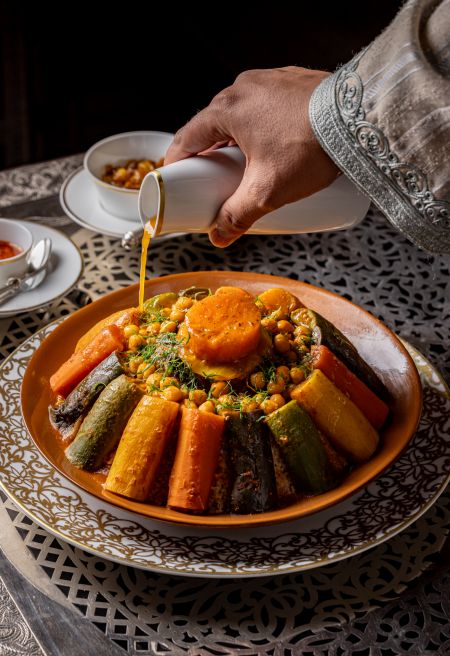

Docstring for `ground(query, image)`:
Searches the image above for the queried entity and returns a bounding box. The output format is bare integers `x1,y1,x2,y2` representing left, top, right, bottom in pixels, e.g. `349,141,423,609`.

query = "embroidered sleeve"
309,0,450,254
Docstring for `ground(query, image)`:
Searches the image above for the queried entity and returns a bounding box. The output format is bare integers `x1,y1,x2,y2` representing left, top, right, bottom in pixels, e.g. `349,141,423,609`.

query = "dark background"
1,2,402,169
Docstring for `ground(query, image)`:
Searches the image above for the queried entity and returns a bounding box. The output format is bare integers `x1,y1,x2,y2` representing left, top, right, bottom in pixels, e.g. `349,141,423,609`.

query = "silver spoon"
0,238,52,306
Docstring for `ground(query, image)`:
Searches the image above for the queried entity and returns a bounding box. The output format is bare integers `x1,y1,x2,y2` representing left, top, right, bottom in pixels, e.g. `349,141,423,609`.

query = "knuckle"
212,86,238,113
221,208,250,233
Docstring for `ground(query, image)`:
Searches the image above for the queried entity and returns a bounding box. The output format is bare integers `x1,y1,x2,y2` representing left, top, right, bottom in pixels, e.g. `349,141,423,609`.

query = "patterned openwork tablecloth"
0,155,449,655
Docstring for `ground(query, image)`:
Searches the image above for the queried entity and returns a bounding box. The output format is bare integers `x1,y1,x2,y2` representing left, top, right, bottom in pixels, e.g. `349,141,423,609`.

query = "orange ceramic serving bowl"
21,271,422,528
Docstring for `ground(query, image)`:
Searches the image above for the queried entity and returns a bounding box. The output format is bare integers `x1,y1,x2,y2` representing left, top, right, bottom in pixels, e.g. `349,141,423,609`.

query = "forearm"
309,0,450,253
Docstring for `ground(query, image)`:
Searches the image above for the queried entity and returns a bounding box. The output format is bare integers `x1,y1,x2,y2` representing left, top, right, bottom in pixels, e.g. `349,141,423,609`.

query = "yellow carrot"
291,369,379,463
168,407,225,512
105,396,179,501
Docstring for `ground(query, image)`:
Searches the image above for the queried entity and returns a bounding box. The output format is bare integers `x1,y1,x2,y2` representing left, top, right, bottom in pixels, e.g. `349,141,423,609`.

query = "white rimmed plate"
60,167,142,238
0,323,448,577
0,222,83,318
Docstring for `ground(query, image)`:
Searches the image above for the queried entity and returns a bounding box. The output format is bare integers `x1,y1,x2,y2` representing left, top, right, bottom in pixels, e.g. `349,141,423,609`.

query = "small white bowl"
84,131,174,221
0,219,33,286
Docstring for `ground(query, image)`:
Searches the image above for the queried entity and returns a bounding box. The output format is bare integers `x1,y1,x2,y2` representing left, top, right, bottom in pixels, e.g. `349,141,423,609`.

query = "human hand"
165,67,340,247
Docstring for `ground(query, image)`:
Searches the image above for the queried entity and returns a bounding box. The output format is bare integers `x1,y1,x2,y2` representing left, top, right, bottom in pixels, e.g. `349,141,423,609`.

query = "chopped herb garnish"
138,331,200,390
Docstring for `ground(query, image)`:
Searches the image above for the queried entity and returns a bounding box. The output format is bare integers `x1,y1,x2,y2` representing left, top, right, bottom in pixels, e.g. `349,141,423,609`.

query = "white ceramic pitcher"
138,147,370,237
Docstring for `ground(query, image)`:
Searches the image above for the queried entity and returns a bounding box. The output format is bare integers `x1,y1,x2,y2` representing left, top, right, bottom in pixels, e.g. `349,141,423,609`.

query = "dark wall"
0,3,402,169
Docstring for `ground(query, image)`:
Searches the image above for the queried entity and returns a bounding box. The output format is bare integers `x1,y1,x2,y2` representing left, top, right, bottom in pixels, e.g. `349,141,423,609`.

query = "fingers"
209,171,275,247
164,107,231,165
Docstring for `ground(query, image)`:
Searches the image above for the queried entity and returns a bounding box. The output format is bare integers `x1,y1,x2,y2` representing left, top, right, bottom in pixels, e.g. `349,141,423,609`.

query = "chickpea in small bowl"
84,131,173,221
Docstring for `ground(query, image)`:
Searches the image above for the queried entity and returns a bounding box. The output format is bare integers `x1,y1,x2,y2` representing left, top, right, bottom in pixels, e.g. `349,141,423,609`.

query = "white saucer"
0,221,83,318
60,167,141,238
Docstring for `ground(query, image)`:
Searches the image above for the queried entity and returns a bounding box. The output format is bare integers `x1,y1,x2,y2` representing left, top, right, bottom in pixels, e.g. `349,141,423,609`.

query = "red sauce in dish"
0,240,22,260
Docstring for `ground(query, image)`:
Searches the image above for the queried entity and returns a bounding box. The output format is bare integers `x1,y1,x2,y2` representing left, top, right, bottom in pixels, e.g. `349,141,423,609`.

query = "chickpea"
217,394,234,407
169,308,185,323
147,372,163,388
250,371,266,390
286,350,298,362
112,167,127,183
267,376,286,395
261,317,277,333
294,325,310,337
139,328,148,336
290,367,305,384
270,393,285,410
260,399,278,415
274,333,291,354
210,381,228,398
175,296,193,310
123,324,139,338
160,320,177,333
147,322,161,336
162,386,185,403
148,389,162,397
294,340,309,354
128,356,143,374
241,398,260,413
160,376,179,389
141,364,156,379
198,400,216,414
277,320,294,333
128,334,145,351
137,362,149,377
189,389,208,405
276,365,290,381
160,307,172,317
253,392,267,405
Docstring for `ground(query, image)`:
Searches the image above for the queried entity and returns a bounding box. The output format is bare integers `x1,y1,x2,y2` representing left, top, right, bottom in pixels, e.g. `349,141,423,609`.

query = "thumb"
209,170,272,247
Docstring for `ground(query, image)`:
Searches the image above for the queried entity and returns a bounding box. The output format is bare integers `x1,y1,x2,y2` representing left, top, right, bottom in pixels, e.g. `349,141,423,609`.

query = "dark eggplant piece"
65,375,143,471
227,411,277,514
266,400,341,494
297,309,389,400
49,352,124,441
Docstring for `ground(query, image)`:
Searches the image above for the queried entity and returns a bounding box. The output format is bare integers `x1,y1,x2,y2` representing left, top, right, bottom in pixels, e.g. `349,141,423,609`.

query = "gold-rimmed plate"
0,319,448,576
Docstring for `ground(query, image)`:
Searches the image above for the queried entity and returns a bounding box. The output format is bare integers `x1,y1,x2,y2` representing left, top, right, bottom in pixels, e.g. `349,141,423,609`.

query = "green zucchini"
65,375,143,471
49,352,124,441
300,309,388,400
143,292,178,311
266,400,339,494
227,411,277,514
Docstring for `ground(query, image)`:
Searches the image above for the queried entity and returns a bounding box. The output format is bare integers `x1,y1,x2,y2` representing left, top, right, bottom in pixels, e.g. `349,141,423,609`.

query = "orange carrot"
168,407,225,512
185,287,261,363
311,345,389,429
50,325,125,397
75,307,139,352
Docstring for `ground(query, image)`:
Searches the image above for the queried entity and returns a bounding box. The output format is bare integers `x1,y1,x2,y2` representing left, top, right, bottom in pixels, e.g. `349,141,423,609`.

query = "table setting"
0,137,449,656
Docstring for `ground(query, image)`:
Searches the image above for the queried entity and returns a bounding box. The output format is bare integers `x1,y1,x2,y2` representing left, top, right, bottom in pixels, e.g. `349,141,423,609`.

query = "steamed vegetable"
311,345,389,428
266,400,340,494
227,410,277,513
291,370,379,463
105,396,179,501
50,325,125,397
65,375,143,470
257,288,303,315
185,287,261,362
295,309,388,399
75,308,138,352
49,351,124,441
168,407,225,512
